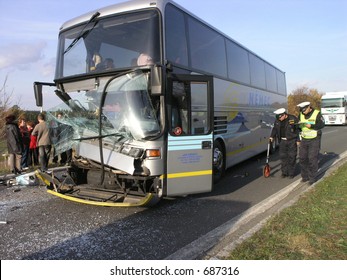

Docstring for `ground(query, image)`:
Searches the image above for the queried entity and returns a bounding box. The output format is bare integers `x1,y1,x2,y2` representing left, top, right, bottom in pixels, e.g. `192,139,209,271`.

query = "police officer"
297,101,325,185
270,108,300,179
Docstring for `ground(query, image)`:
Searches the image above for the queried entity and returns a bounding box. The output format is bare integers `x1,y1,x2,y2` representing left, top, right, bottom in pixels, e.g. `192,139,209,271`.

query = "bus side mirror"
33,82,43,107
150,66,162,95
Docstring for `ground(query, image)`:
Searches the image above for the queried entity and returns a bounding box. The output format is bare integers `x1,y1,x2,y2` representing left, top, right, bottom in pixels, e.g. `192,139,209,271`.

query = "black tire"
213,141,225,182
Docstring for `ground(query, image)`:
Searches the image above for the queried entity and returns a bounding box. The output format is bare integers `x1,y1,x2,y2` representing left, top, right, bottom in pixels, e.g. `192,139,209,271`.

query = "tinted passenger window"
276,70,287,95
265,63,277,92
249,54,266,89
165,5,189,66
188,17,227,77
226,40,250,84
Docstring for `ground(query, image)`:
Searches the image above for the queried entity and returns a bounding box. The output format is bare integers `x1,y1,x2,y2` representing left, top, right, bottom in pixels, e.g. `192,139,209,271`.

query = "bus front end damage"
36,123,163,206
36,156,162,207
35,70,164,206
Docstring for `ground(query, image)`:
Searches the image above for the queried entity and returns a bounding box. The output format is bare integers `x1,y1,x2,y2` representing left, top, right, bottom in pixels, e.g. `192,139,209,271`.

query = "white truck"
321,91,347,125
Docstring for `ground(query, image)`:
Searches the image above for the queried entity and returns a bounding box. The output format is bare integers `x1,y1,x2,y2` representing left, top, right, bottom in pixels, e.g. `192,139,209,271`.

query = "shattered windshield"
55,9,160,79
46,71,161,155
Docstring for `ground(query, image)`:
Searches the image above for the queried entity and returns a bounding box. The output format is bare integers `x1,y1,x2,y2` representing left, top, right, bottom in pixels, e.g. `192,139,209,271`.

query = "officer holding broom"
269,108,300,179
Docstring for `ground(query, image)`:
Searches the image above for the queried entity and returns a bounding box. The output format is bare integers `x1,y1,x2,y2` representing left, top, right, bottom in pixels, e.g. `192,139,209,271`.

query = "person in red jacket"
27,121,39,166
18,116,30,170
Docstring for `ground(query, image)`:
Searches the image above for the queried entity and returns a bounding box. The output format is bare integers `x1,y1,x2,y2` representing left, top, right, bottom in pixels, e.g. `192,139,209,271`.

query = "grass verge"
227,163,347,260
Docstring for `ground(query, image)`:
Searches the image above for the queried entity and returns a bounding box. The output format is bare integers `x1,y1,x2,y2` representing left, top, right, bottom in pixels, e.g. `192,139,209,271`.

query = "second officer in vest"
297,101,325,185
270,108,300,179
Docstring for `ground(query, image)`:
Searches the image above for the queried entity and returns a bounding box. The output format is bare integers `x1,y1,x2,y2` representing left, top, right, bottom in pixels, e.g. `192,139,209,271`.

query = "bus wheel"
213,141,225,182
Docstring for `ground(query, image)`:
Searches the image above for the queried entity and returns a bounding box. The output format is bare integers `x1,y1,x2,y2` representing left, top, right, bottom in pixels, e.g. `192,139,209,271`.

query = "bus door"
166,74,214,196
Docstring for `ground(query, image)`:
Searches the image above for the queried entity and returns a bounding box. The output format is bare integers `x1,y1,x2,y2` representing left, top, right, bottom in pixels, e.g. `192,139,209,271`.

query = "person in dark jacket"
270,108,300,179
5,114,23,174
297,101,325,185
32,113,52,172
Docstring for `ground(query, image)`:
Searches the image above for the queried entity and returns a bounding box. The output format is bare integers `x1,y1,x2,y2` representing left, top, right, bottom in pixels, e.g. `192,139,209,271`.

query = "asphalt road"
1,126,346,260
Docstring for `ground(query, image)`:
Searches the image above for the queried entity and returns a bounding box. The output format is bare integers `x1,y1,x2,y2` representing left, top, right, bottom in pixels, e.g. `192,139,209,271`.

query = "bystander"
31,113,52,172
5,114,23,174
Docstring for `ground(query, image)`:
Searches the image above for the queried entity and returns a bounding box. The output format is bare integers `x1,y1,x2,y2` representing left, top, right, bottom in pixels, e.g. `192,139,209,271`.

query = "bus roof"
59,0,285,74
60,0,168,30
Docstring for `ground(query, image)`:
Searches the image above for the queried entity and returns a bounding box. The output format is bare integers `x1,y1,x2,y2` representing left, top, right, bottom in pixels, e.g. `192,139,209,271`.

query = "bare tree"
288,86,323,115
0,74,19,147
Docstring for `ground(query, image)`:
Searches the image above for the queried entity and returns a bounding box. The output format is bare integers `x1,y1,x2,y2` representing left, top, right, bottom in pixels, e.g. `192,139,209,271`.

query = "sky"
0,0,346,110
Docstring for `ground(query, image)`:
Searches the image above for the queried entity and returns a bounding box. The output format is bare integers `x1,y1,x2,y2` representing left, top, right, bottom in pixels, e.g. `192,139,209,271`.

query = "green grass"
227,163,347,260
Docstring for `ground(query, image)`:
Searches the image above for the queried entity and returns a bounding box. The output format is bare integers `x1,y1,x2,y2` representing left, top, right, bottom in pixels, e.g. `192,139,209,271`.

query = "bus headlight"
121,146,144,159
129,147,143,158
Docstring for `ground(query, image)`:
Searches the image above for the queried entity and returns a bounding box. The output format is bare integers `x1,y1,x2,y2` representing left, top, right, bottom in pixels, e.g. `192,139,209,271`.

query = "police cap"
297,101,310,112
273,108,286,115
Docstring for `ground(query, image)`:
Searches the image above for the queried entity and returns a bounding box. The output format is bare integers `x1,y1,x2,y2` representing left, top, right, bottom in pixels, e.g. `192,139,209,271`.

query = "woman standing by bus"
27,120,39,167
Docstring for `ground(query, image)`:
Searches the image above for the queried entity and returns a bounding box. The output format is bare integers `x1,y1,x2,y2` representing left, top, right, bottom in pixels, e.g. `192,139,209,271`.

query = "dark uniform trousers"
279,138,297,176
299,137,320,182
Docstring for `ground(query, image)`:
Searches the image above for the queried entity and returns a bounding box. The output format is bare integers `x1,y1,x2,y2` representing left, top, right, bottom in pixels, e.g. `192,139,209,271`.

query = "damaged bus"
34,0,287,206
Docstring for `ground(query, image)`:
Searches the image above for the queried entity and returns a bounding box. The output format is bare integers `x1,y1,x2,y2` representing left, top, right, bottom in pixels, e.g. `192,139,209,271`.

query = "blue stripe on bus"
168,144,201,151
168,135,212,151
168,135,212,141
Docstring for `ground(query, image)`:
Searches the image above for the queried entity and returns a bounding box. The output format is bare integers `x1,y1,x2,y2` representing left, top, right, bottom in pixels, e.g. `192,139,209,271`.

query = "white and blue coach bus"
34,0,287,206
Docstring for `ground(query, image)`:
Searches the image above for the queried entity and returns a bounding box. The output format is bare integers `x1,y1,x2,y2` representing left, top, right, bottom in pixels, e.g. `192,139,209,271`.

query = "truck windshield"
45,71,161,155
321,98,344,108
55,9,160,79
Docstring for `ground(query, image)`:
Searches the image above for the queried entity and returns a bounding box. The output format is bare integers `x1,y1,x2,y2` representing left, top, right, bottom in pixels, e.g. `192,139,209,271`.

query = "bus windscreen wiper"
73,132,125,141
63,11,100,54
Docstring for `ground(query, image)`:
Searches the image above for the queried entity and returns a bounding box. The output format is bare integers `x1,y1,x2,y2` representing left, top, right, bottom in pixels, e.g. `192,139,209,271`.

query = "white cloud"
40,57,56,77
0,18,59,41
0,41,47,70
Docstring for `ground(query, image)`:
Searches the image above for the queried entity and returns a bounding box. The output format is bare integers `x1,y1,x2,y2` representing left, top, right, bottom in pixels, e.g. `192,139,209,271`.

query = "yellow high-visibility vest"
300,110,319,139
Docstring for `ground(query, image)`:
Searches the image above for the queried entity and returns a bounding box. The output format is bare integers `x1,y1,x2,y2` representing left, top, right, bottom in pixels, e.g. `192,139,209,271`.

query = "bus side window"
171,101,182,128
171,82,188,135
170,80,211,136
171,96,188,135
190,82,209,134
